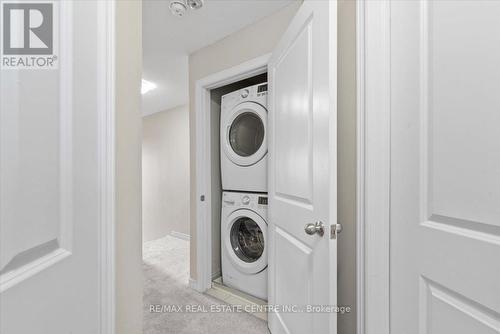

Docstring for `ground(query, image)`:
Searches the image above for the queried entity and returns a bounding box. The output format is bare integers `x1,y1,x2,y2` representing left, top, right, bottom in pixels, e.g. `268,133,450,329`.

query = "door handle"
304,221,324,237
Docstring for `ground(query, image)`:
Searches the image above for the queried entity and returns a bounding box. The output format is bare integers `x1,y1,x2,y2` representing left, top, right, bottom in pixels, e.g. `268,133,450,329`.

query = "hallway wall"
115,1,143,333
142,104,190,242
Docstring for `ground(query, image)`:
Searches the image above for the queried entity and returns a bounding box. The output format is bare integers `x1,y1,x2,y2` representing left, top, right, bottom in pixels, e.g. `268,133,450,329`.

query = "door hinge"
330,223,342,239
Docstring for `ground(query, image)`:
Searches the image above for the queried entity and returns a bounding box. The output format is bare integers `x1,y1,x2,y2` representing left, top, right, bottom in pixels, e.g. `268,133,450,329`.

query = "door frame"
193,53,271,292
356,1,392,334
97,1,116,333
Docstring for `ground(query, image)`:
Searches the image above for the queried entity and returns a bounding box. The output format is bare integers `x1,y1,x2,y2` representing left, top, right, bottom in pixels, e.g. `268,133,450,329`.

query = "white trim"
211,270,222,281
358,1,392,334
356,1,366,333
97,1,116,333
171,231,191,241
419,0,430,223
59,0,74,253
0,249,71,293
188,277,198,290
194,54,270,293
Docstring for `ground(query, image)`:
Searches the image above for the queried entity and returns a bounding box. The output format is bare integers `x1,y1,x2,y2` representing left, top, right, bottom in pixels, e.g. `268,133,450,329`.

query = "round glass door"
229,111,265,157
230,217,264,263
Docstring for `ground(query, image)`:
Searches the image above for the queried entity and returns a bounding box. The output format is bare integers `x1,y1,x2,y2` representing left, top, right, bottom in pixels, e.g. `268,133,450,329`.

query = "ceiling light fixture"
169,0,203,17
169,0,187,17
141,79,157,95
186,0,204,10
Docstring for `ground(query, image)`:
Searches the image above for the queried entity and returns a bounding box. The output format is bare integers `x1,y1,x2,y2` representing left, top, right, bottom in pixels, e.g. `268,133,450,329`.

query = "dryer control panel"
256,83,268,97
221,82,268,111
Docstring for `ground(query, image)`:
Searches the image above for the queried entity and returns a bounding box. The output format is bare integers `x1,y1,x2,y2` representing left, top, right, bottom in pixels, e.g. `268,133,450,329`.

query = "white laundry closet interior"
207,72,269,316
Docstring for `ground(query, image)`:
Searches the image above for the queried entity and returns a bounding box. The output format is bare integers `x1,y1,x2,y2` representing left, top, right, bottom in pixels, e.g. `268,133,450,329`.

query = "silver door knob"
304,221,324,237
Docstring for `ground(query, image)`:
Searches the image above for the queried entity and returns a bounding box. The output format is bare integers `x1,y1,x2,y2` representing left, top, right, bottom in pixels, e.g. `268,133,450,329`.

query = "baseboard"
206,281,268,321
171,231,191,241
211,270,222,281
188,277,198,290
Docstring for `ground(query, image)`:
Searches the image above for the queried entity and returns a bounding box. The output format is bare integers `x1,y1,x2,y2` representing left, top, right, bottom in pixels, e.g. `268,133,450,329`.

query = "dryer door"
224,209,267,274
223,101,267,166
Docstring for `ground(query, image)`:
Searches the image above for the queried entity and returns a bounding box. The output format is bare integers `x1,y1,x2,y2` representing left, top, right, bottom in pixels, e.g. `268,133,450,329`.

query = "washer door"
224,209,267,274
223,101,267,166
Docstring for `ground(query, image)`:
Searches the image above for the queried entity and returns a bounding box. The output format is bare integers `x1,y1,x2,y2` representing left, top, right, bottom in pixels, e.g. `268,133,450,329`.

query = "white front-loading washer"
220,83,267,193
221,191,268,300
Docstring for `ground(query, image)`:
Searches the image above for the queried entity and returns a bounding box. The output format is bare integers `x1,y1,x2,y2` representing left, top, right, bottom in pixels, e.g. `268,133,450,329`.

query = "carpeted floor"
143,235,269,334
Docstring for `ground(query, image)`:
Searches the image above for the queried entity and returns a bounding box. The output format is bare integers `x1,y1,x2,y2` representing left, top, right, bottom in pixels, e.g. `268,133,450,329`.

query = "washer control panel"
222,192,268,209
258,196,268,205
240,89,249,98
241,195,251,205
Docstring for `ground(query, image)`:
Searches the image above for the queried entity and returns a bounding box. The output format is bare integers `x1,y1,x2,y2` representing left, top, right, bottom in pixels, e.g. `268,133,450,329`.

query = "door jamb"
97,1,116,333
356,2,365,333
356,1,392,333
193,54,271,292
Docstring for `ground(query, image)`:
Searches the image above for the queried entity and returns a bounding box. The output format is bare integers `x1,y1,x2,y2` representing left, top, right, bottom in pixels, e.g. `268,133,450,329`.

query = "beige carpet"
143,235,269,334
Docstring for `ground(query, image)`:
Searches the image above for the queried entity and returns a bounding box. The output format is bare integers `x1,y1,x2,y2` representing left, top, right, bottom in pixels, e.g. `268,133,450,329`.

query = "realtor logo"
1,1,58,69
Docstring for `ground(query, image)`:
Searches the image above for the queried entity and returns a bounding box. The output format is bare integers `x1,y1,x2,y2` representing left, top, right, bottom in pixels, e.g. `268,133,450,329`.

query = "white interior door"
388,1,500,333
267,1,337,333
0,1,110,333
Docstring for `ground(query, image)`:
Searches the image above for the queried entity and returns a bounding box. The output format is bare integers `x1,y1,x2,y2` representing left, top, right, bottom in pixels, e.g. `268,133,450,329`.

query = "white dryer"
220,83,267,193
221,191,267,300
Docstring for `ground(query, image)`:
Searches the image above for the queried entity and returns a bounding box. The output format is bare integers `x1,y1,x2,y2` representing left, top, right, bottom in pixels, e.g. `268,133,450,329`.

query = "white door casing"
268,1,337,333
362,1,500,333
194,54,270,293
0,1,114,333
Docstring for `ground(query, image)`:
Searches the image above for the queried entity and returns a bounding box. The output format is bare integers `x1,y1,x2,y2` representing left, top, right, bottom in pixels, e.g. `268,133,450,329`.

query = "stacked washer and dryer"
220,83,268,300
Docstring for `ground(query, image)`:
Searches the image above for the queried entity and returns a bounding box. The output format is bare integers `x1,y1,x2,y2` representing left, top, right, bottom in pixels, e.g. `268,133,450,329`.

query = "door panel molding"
0,0,73,292
273,19,314,206
274,226,313,321
419,0,431,223
419,276,500,334
422,215,500,246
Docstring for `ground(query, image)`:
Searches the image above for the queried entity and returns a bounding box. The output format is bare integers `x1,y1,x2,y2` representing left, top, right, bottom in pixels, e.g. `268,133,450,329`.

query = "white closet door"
0,1,111,333
387,1,500,333
267,1,338,333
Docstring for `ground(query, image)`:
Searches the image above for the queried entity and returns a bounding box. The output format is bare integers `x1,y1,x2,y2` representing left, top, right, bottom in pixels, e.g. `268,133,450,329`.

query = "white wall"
188,0,301,282
142,105,190,242
115,1,143,333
